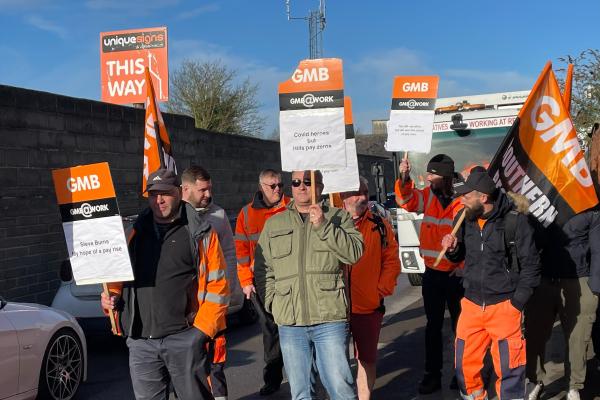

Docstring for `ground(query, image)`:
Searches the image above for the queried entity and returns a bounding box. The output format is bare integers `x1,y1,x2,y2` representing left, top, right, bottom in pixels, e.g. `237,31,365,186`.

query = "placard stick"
433,209,466,267
329,193,334,206
102,283,118,335
401,152,409,182
311,170,316,204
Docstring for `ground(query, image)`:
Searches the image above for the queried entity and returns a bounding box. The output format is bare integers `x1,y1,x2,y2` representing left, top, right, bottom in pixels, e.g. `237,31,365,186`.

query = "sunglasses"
261,182,284,190
291,179,322,187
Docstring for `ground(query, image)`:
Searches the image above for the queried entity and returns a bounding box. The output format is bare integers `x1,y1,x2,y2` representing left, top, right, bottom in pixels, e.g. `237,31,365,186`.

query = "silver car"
0,296,87,400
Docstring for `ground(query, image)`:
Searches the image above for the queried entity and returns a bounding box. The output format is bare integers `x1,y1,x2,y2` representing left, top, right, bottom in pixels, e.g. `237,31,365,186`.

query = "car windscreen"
407,127,508,189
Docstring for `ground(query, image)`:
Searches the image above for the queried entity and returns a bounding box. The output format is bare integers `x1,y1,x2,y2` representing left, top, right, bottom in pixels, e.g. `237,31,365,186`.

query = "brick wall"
0,84,393,304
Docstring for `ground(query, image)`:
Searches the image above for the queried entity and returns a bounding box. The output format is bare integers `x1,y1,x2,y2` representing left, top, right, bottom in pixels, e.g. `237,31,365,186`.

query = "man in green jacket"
255,170,364,400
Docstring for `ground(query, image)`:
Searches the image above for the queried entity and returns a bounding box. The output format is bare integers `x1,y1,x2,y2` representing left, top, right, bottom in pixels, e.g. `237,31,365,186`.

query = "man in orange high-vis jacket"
395,154,464,394
235,169,289,396
101,169,229,400
341,177,401,400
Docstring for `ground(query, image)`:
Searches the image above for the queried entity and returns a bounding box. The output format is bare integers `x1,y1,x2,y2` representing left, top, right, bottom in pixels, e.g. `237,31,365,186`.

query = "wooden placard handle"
311,170,316,205
103,283,118,335
433,209,466,267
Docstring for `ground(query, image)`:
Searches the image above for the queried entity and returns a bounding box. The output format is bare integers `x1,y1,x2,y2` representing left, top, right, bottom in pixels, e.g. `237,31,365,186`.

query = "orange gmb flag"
142,67,176,195
562,63,574,113
489,62,598,227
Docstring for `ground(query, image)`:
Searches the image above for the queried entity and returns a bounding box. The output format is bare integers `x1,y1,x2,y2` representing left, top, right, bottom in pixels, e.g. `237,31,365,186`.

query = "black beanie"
426,154,454,177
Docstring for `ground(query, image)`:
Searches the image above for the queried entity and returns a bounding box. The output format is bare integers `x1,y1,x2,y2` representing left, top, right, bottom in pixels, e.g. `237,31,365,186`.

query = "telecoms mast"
285,0,326,59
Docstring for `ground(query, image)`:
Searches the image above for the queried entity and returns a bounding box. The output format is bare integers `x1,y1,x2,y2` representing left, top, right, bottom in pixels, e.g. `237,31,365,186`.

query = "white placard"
386,111,435,153
63,216,134,285
322,139,359,194
280,108,347,171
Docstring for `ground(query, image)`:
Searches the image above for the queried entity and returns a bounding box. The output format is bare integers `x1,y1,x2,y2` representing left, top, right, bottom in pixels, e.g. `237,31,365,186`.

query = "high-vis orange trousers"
455,298,526,400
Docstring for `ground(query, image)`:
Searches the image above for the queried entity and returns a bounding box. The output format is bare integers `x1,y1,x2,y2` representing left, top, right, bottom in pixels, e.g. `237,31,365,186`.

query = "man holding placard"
101,169,229,400
254,170,363,400
395,154,464,394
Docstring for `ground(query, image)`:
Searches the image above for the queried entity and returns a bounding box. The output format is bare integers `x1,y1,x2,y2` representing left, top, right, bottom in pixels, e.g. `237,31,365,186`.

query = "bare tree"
167,59,266,136
557,50,600,143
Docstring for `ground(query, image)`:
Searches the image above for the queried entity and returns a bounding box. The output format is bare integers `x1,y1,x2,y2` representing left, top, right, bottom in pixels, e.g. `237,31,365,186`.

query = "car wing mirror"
0,296,6,310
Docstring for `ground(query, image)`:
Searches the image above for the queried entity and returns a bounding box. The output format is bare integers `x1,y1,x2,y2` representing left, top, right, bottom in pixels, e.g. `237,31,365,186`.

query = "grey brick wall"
0,84,393,304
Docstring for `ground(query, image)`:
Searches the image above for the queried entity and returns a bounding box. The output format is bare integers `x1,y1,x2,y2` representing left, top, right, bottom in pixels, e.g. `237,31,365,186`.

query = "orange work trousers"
455,298,526,400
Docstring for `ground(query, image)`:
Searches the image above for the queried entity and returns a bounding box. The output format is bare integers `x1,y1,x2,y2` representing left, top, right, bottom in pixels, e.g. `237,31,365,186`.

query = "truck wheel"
408,273,423,286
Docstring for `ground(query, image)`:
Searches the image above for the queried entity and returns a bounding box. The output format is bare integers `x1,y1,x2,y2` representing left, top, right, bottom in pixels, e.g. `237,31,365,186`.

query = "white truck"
394,91,529,286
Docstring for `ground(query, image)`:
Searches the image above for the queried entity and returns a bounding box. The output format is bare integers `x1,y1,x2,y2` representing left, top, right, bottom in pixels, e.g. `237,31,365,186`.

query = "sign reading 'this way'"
100,27,168,104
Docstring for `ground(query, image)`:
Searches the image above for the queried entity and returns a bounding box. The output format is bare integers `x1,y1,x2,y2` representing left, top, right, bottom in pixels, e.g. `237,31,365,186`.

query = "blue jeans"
279,322,357,400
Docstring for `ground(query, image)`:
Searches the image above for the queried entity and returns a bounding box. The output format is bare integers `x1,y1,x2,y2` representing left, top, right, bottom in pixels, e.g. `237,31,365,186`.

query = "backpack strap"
504,210,520,272
367,213,388,248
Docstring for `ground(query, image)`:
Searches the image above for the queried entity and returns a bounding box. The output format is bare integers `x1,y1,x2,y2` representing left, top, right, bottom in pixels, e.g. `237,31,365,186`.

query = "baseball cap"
146,169,180,192
453,167,498,196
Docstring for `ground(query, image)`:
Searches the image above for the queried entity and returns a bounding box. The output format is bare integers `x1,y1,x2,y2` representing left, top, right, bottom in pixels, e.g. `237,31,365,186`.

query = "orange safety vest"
235,194,290,287
395,179,463,272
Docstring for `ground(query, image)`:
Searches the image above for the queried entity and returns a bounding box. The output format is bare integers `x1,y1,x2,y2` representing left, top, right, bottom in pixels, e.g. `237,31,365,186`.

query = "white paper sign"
322,139,359,194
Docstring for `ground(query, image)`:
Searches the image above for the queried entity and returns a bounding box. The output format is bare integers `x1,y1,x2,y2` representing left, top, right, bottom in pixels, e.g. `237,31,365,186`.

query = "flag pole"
563,63,574,114
433,208,466,267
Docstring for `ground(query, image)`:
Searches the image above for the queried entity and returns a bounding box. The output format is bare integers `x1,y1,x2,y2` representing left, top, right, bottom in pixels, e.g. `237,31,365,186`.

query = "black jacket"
447,192,541,310
119,202,212,338
539,209,600,289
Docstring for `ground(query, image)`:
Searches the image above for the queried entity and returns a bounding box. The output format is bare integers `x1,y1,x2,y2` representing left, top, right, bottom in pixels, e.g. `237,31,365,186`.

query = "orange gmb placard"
344,96,353,125
279,58,344,94
53,162,116,205
517,62,597,213
100,27,168,104
392,76,439,99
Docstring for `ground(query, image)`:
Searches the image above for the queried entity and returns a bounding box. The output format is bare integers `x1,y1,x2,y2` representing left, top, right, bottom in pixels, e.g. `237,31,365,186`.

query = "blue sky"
1,0,599,136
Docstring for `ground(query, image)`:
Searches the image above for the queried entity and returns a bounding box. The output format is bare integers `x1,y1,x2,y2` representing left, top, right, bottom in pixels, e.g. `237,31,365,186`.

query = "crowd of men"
101,153,600,400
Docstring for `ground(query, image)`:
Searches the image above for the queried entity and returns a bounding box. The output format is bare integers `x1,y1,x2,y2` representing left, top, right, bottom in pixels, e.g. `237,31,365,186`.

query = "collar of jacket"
480,191,514,222
251,191,287,210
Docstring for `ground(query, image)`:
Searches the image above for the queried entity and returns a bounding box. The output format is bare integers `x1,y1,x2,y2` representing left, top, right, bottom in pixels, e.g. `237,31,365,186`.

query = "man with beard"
395,154,464,393
182,165,236,400
442,168,541,400
341,177,400,400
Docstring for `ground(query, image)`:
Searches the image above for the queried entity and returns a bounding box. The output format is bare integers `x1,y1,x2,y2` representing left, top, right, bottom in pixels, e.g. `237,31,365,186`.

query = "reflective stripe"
237,256,250,264
397,192,413,206
422,216,454,227
234,233,260,242
198,292,230,305
424,190,434,210
207,269,226,282
416,191,424,213
421,249,441,258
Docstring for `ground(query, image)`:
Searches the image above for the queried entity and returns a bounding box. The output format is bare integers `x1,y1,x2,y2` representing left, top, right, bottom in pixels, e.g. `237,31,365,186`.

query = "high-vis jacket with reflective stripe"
235,193,290,287
106,202,229,339
395,179,463,272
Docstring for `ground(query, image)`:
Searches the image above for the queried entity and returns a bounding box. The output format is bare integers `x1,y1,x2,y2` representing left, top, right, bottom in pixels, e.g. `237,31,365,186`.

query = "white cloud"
176,3,219,20
24,15,68,39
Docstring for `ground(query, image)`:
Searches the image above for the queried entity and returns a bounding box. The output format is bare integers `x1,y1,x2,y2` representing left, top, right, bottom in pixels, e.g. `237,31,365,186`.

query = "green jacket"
254,202,364,326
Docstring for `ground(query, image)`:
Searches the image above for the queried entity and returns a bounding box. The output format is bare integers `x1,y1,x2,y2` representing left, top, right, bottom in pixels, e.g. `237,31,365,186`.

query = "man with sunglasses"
255,170,364,400
235,169,289,396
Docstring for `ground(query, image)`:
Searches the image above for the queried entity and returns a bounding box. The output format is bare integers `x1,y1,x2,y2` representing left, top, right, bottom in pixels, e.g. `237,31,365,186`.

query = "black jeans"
251,293,284,387
422,267,464,377
126,327,214,400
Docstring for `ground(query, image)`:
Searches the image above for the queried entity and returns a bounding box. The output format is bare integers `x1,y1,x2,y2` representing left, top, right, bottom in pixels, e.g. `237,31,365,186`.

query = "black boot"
418,374,441,394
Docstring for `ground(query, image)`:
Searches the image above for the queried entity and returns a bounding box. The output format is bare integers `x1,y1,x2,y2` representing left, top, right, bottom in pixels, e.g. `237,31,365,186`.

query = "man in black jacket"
442,168,541,400
525,209,600,400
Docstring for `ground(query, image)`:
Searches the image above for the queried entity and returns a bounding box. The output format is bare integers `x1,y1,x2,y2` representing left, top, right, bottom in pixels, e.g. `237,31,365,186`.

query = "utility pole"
285,0,326,59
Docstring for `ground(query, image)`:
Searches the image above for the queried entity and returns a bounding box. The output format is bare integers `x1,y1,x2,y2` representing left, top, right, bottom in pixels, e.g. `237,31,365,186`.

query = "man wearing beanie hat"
442,167,540,400
395,154,465,394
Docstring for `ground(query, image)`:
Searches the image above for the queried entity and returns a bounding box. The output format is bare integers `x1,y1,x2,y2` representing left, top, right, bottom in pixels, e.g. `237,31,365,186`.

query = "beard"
465,202,484,221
